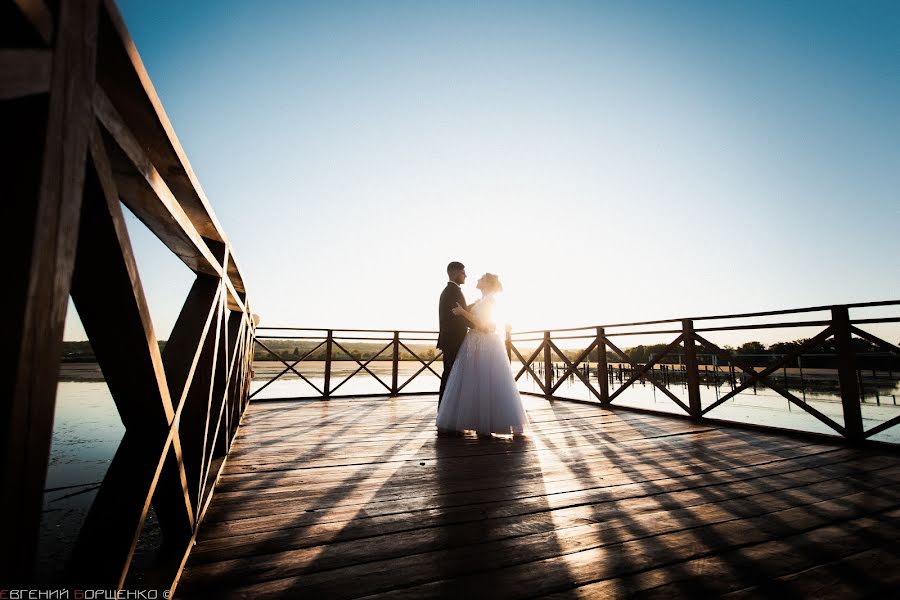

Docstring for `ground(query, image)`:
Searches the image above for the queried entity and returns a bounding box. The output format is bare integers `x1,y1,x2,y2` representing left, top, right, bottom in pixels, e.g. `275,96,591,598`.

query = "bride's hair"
482,273,503,294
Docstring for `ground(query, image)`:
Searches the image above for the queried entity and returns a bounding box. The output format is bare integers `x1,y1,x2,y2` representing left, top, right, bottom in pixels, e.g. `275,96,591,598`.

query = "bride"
436,273,529,437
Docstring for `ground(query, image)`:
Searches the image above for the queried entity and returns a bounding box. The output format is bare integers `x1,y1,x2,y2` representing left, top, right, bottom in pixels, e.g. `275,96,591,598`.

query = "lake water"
40,360,900,580
39,382,158,585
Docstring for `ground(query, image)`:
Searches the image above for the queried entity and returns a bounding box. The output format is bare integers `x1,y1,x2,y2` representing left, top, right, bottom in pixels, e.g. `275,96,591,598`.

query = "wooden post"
2,0,99,585
391,331,400,395
596,327,610,405
833,306,864,441
66,152,195,585
544,331,552,399
682,320,702,419
324,330,333,398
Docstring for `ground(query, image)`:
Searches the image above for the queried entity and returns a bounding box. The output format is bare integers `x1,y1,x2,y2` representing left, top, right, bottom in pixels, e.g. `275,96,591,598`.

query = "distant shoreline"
57,360,445,382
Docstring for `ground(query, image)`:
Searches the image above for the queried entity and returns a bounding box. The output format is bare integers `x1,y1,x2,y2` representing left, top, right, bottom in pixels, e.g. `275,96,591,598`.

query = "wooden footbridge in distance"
3,1,900,597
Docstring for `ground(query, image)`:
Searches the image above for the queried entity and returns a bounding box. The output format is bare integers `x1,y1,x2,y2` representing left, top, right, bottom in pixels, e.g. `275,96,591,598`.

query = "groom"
437,261,468,405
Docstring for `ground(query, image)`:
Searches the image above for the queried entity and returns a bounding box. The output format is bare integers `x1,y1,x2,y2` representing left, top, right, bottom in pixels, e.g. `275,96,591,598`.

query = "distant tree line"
252,339,438,362
594,337,889,364
60,335,898,369
530,336,898,370
61,340,166,362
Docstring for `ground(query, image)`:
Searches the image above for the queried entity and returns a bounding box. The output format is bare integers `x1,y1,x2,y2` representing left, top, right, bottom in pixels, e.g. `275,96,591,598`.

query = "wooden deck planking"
177,395,900,599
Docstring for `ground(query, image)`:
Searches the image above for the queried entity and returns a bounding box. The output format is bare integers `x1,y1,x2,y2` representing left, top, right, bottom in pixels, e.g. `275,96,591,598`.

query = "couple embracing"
436,261,529,437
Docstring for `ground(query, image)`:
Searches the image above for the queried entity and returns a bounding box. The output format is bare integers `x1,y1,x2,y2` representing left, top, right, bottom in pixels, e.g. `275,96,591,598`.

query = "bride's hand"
451,303,464,316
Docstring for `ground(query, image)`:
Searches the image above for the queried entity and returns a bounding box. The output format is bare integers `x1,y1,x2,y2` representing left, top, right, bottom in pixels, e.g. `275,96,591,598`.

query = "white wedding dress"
436,295,530,435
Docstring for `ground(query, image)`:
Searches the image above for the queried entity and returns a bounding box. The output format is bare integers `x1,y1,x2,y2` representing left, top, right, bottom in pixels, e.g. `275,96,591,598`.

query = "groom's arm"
438,288,455,328
453,288,473,328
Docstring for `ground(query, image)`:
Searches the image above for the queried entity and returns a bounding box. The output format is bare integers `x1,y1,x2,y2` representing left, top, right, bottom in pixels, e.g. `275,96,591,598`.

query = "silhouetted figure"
437,273,529,437
437,261,468,405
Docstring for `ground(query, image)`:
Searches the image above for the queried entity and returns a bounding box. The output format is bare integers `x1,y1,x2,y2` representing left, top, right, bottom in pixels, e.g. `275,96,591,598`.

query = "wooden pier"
176,395,900,598
3,0,255,590
5,1,900,596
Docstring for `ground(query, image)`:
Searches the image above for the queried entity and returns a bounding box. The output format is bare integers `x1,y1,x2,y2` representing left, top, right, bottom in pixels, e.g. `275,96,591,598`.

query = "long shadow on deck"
177,396,900,598
529,401,900,596
266,432,577,597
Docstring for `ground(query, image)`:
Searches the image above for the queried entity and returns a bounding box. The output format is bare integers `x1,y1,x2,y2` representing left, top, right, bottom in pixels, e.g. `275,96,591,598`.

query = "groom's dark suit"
437,282,468,404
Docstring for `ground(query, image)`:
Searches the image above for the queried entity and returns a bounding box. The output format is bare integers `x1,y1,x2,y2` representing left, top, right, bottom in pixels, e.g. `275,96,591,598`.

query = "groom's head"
447,261,466,285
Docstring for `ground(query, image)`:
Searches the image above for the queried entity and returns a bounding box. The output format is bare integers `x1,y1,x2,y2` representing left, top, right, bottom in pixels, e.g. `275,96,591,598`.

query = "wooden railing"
255,301,899,446
508,300,900,443
253,327,441,399
3,0,255,592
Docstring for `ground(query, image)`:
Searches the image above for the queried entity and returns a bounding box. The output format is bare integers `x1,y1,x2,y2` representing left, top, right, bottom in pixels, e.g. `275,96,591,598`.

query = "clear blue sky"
65,0,899,344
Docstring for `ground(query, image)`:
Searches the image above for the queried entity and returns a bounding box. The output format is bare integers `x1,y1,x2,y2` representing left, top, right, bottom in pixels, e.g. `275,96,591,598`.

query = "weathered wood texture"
177,395,900,599
2,0,99,585
2,0,254,590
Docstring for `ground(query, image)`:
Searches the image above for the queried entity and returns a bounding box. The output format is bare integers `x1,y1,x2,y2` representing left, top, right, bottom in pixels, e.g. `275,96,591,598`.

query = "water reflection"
518,362,900,444
39,382,124,582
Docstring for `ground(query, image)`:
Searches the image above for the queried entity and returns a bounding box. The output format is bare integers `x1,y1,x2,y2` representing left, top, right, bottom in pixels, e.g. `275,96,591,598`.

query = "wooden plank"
1,0,98,586
92,88,224,281
180,490,900,599
164,277,225,410
180,471,900,593
96,0,247,293
721,545,900,599
12,0,54,45
195,453,875,565
190,457,898,564
226,313,249,440
214,436,839,494
65,131,193,587
174,396,900,598
162,276,222,515
71,129,175,428
202,448,871,531
217,427,818,477
0,0,252,589
511,300,898,334
540,515,900,598
221,422,750,458
157,286,244,592
193,290,226,512
0,49,51,99
199,297,240,509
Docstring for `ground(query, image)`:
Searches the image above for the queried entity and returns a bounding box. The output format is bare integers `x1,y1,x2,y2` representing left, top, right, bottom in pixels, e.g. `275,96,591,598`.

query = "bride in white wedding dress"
436,273,530,437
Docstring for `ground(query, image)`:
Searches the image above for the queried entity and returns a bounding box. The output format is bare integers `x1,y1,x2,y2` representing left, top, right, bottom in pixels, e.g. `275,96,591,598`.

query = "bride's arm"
452,304,496,333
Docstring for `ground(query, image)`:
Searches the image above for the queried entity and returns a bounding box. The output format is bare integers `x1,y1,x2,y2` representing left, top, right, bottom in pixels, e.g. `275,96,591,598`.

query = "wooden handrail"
509,299,900,335
258,301,900,339
3,1,255,593
256,301,899,445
